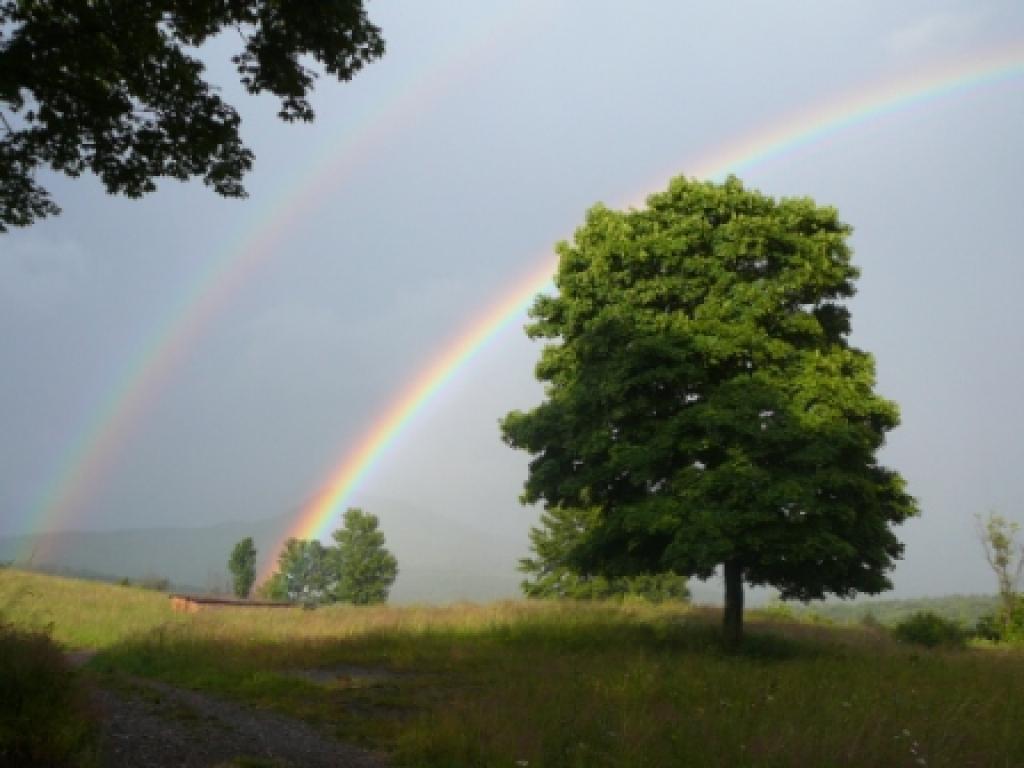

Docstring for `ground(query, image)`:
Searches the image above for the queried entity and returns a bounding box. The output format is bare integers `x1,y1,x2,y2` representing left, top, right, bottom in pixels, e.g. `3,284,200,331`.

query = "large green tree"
227,536,257,599
331,508,397,605
0,0,384,231
502,175,918,645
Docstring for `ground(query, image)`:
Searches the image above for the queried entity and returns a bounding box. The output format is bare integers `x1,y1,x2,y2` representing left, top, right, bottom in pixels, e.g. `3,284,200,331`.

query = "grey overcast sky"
2,1,1023,598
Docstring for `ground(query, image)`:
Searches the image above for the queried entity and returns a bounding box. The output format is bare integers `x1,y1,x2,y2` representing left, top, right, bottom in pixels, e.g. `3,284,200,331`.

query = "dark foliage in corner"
0,0,385,230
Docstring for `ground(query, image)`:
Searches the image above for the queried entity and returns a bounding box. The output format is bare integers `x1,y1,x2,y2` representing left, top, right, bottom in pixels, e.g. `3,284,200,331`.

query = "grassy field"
3,568,1024,767
0,566,187,648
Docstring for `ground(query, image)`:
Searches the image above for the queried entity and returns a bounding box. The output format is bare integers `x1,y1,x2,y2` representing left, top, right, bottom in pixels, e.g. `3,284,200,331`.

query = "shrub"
1007,601,1024,645
0,622,98,766
137,575,171,592
975,613,1003,642
759,599,796,621
859,611,884,631
892,611,967,649
977,598,1024,645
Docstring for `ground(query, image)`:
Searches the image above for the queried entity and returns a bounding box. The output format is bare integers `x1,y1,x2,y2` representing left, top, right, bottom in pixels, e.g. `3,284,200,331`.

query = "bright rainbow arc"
266,43,1024,580
293,256,557,545
19,4,544,559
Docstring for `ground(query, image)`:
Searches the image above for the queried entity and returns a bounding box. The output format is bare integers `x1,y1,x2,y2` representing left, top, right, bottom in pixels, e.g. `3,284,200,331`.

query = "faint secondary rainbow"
264,42,1024,579
18,3,546,558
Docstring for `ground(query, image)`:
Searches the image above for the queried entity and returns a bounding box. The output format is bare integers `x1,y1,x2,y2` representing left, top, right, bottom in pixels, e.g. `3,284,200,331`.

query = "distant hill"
802,594,1000,627
0,497,527,604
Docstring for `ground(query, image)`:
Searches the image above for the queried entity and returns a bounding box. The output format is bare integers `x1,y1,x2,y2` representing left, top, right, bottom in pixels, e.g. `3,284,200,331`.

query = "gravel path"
91,677,389,768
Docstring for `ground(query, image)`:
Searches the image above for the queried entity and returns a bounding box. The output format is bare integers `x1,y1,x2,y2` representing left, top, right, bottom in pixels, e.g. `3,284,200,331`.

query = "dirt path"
89,676,389,768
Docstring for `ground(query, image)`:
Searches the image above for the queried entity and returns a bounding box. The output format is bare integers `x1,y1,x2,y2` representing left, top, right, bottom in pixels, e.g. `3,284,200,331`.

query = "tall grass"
0,567,184,648
5,568,1024,767
395,621,1024,767
0,619,99,766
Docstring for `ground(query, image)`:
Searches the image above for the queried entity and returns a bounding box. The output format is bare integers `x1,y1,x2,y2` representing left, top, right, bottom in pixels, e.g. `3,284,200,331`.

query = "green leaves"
228,536,258,599
264,537,333,603
0,0,385,230
502,174,917,612
263,508,397,605
331,508,398,605
519,505,690,602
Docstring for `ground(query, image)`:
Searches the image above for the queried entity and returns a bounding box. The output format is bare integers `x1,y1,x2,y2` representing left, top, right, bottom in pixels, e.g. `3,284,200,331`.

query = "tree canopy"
0,0,384,231
501,175,918,644
263,537,331,603
260,508,397,605
331,508,398,605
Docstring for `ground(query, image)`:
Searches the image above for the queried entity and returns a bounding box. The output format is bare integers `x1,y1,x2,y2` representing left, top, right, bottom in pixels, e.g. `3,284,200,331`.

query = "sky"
1,0,1023,599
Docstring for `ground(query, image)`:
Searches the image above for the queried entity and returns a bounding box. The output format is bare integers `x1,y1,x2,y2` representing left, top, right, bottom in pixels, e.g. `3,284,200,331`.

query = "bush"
137,575,171,592
859,611,884,631
0,622,98,766
523,571,691,604
976,598,1024,645
975,613,1003,642
1007,602,1024,645
759,599,797,621
892,611,967,649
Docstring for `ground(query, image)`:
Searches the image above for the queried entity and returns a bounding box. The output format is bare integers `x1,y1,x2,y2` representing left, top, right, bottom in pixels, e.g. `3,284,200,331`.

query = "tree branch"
0,110,14,136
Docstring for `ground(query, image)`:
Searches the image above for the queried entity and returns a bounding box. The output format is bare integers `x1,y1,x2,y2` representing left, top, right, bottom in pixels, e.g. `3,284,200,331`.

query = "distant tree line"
804,595,1001,628
237,508,397,605
118,575,171,592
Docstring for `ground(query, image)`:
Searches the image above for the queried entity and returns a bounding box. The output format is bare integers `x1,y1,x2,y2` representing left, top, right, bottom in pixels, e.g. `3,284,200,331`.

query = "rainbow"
19,4,544,557
264,43,1024,579
286,256,557,548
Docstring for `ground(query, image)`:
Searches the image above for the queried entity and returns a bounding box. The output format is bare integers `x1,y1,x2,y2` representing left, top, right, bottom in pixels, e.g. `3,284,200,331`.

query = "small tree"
331,508,397,605
227,537,258,599
258,572,286,601
520,506,689,603
977,511,1024,632
263,538,334,603
502,175,918,646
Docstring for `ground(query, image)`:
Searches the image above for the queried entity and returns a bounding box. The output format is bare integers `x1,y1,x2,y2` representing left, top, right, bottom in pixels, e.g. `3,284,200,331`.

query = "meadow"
3,568,1024,767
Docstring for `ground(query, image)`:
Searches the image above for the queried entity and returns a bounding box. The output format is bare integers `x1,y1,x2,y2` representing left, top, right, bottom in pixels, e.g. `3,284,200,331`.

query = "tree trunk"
723,559,744,648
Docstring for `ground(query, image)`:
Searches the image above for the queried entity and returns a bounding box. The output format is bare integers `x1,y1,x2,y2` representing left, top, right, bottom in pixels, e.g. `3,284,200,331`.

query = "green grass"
393,624,1024,767
5,568,1024,767
0,567,185,649
0,620,100,766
